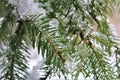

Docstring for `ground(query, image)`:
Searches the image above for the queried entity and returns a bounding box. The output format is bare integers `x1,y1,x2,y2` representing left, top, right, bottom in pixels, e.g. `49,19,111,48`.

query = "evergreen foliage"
0,0,120,80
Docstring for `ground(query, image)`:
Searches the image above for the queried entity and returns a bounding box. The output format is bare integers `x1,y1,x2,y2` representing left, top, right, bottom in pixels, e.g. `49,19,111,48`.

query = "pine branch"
41,30,65,63
26,14,66,63
0,6,15,44
39,68,53,80
10,54,15,80
0,19,28,80
85,36,114,79
9,20,24,80
0,0,119,80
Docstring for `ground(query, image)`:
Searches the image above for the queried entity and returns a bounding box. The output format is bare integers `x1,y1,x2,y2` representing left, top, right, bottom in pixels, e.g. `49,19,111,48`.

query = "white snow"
9,0,45,18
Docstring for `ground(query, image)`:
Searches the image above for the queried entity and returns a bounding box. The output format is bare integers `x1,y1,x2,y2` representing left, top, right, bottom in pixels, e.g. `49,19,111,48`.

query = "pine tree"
0,0,120,80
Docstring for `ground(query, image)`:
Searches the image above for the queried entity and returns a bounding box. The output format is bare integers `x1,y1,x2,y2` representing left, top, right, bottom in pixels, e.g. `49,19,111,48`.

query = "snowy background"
0,0,120,80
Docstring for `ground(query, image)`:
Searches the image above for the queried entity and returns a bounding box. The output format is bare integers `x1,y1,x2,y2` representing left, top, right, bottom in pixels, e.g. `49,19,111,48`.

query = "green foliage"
0,0,120,80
